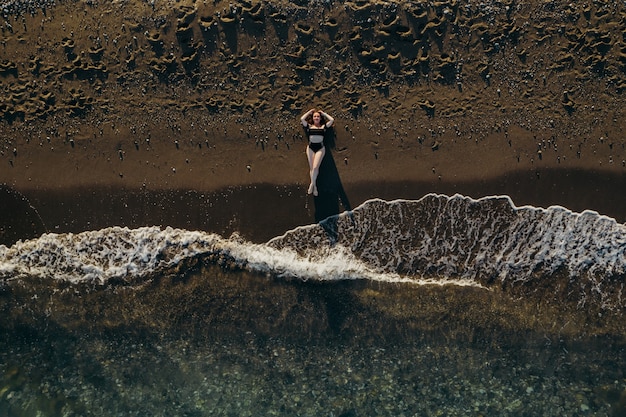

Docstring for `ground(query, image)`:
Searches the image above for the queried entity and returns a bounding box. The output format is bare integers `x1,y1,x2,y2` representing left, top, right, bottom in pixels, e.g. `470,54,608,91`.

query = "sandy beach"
1,0,625,243
2,3,626,414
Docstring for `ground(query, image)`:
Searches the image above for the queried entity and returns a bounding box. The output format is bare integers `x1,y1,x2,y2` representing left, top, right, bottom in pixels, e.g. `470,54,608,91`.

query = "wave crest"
269,194,626,308
1,194,625,309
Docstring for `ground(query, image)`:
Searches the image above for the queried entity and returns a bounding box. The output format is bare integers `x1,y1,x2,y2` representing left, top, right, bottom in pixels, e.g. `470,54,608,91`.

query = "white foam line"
229,241,487,288
1,194,624,301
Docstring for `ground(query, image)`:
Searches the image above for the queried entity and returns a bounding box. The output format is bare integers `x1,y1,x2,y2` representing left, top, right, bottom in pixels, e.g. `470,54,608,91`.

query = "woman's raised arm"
301,109,314,126
320,111,334,127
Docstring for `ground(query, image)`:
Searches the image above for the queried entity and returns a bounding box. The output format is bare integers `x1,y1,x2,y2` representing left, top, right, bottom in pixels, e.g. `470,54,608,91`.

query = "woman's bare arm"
301,109,314,126
320,111,334,127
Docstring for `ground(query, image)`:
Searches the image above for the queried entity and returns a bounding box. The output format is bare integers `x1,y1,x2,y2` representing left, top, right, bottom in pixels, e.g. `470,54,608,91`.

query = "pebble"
0,334,619,416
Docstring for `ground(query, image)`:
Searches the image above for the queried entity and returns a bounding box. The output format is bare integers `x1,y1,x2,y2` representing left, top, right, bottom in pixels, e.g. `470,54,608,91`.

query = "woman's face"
312,112,322,125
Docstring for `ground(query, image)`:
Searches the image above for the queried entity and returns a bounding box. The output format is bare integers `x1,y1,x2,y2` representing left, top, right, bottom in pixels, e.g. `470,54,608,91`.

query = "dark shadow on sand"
311,129,353,243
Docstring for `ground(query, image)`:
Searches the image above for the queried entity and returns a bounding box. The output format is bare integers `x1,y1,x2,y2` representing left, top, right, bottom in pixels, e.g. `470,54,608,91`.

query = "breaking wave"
1,194,625,309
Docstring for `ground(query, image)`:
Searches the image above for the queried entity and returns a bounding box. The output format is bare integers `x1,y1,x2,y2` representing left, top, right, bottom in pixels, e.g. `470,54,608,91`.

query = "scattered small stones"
0,332,620,416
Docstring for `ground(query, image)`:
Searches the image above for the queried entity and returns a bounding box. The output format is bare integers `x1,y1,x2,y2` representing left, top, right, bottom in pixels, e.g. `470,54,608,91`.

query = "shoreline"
3,165,626,246
1,2,626,413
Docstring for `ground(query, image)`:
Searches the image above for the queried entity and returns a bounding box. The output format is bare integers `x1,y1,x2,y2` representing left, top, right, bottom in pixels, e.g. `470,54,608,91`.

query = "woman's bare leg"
306,146,315,194
306,146,325,196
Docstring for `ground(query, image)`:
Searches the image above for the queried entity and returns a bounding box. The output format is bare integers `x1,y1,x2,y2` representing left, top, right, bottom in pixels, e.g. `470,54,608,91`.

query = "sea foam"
1,194,625,308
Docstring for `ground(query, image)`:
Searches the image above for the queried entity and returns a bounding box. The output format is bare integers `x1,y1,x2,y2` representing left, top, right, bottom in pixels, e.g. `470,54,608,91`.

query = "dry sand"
1,0,625,243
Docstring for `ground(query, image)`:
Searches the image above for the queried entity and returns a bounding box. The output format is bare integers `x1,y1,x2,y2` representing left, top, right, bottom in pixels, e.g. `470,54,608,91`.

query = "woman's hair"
306,109,326,125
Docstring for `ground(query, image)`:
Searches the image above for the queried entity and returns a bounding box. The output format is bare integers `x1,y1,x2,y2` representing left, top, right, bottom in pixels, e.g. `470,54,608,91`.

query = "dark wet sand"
4,166,625,246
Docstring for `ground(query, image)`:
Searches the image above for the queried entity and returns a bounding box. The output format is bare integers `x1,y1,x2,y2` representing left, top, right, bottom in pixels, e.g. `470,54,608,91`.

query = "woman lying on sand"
301,108,334,196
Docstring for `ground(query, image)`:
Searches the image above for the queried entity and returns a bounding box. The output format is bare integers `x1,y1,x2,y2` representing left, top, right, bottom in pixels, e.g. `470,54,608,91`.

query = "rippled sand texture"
0,0,625,192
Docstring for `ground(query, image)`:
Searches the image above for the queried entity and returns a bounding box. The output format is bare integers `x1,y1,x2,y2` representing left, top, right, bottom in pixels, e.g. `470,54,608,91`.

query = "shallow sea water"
1,320,624,417
1,195,626,416
1,263,625,417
